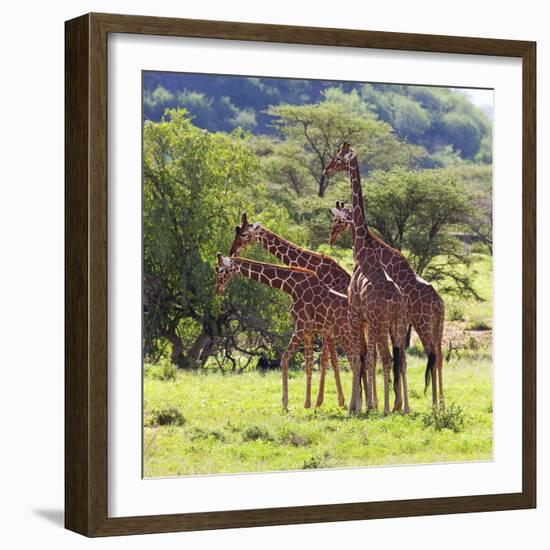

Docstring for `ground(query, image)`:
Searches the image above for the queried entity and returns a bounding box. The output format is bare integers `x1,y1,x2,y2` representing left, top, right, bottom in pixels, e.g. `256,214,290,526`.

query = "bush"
468,319,492,331
144,359,177,382
448,303,465,322
242,425,274,442
190,427,226,442
423,403,465,433
277,426,310,446
302,451,329,469
147,407,185,426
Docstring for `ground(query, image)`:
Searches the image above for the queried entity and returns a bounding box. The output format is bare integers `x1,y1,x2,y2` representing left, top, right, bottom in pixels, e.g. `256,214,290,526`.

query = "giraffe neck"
255,227,320,270
232,257,311,299
348,157,383,279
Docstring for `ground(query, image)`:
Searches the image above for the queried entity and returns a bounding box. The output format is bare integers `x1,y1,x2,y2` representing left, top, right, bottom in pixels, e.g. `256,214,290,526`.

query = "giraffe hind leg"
280,331,303,411
328,338,346,408
315,338,330,408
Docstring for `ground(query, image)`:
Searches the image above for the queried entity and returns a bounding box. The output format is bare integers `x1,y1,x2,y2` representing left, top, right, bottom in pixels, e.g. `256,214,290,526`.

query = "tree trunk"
166,333,186,368
318,174,327,197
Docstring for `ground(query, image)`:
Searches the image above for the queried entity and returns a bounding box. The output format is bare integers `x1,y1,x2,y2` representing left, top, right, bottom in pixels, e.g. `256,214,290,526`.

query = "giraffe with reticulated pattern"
329,195,445,408
324,143,409,415
215,254,358,410
229,213,374,407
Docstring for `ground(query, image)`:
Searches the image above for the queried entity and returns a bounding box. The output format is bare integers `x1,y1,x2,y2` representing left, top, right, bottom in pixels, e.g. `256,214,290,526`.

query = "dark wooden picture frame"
65,12,536,537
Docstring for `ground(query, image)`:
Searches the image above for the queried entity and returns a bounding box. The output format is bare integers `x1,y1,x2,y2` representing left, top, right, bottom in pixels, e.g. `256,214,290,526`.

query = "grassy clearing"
144,252,493,477
144,354,492,477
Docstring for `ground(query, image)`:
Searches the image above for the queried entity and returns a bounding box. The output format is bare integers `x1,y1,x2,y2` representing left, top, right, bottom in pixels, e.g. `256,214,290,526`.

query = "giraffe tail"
424,352,436,395
392,346,400,396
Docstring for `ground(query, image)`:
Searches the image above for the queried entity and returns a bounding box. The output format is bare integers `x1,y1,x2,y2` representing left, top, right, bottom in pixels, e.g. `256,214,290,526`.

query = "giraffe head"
215,253,237,295
229,212,262,256
324,142,356,176
329,200,352,245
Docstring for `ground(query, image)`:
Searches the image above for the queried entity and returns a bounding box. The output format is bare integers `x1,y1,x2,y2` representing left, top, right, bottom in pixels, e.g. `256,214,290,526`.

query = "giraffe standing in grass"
230,213,373,407
215,255,357,410
329,196,445,408
324,143,410,415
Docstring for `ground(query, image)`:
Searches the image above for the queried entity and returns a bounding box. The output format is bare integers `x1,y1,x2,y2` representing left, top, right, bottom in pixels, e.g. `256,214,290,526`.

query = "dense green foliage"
144,73,492,163
143,109,296,368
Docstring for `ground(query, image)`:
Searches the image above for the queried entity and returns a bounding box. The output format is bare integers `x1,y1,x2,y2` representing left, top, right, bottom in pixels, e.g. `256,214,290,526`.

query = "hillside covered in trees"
144,73,493,165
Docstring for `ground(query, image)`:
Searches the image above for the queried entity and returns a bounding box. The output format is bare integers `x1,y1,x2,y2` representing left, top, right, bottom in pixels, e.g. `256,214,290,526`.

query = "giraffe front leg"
315,338,329,408
328,338,345,408
281,331,302,411
347,316,364,415
402,358,410,415
377,337,392,416
365,331,377,411
303,333,313,409
436,346,444,410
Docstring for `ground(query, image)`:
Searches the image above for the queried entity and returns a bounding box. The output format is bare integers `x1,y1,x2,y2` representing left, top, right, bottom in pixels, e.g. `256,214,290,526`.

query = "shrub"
242,425,274,442
277,426,310,446
408,389,422,400
144,359,177,382
423,403,465,433
448,303,465,322
468,319,492,331
302,451,329,469
190,427,226,442
467,336,479,350
148,407,185,426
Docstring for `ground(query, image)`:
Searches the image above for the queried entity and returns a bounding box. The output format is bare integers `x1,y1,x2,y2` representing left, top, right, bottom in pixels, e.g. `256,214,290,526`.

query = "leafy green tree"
143,108,293,368
331,167,478,297
267,100,423,197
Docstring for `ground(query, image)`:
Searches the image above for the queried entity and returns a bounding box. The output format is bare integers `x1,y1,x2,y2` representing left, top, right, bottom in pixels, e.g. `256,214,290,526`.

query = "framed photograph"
65,12,536,537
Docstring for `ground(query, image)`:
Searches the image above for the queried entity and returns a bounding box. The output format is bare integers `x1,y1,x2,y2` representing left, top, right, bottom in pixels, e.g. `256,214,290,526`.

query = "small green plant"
148,407,185,426
277,426,310,446
190,427,226,442
468,319,492,331
144,359,177,382
448,303,465,322
242,425,274,442
408,389,421,400
407,342,425,358
302,451,329,469
423,403,465,433
467,336,479,350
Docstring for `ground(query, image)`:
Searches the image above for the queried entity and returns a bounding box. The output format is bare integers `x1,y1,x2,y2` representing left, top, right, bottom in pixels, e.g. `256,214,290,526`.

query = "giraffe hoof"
404,406,411,415
304,401,311,409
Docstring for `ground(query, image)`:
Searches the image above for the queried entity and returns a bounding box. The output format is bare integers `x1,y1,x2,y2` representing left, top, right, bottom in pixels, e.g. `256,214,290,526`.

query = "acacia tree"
143,108,292,368
361,168,477,297
266,100,423,197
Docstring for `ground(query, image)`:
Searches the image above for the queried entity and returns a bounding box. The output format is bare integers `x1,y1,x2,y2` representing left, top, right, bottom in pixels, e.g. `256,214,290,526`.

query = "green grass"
144,354,493,477
443,252,493,326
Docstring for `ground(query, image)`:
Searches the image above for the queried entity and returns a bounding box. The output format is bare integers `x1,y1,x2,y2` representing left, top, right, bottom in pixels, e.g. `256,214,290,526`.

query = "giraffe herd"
215,142,445,415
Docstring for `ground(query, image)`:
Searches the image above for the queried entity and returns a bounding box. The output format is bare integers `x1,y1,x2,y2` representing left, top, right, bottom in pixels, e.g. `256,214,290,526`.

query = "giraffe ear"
216,253,223,265
221,256,231,267
235,226,241,235
252,222,262,230
330,207,342,218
